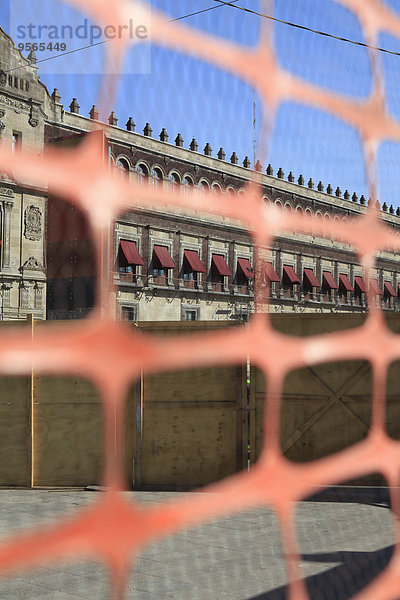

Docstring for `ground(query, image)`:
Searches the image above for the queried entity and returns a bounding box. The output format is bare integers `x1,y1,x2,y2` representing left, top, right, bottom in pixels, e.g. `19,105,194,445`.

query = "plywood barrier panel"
270,313,367,337
281,361,372,464
124,380,138,489
386,361,400,441
33,377,104,487
139,365,245,489
141,404,237,487
253,367,267,462
145,366,239,403
0,377,30,487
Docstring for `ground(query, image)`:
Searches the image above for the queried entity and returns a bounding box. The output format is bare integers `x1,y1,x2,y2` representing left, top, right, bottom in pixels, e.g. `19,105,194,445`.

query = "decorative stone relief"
2,283,12,308
21,256,44,271
24,205,42,240
34,282,44,309
20,281,34,309
29,105,39,127
0,95,28,111
0,187,13,198
0,72,6,86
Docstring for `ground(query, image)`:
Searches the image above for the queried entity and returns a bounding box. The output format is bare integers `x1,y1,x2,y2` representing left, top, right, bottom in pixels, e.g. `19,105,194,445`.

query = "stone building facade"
1,26,400,322
0,28,46,320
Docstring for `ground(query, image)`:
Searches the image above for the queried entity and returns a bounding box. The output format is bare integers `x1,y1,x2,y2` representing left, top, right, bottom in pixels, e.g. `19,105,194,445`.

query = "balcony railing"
113,273,400,311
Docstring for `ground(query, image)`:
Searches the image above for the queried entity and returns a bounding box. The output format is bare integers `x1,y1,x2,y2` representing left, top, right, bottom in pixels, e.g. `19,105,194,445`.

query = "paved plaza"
0,488,394,599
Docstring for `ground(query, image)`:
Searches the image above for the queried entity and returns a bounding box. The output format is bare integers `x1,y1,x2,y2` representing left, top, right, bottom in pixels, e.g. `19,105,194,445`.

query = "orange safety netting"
0,1,400,599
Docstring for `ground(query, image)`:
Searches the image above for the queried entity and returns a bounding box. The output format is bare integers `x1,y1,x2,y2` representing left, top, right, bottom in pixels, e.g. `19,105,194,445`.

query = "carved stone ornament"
29,105,39,127
24,205,42,240
0,71,6,86
0,108,5,117
0,187,13,198
0,120,5,132
21,256,44,271
0,95,28,111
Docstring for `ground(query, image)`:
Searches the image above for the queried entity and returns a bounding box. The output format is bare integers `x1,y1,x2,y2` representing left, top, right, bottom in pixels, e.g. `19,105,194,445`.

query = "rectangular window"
121,305,137,322
211,254,231,292
12,132,21,153
119,265,133,273
152,245,175,285
184,310,197,321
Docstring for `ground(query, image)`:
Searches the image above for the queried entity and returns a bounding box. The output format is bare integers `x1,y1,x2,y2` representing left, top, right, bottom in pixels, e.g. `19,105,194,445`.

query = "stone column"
2,200,12,270
35,282,45,309
1,282,12,309
20,280,34,310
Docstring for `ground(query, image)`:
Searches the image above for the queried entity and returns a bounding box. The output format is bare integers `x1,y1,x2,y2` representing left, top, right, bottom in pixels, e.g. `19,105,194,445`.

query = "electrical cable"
212,0,400,58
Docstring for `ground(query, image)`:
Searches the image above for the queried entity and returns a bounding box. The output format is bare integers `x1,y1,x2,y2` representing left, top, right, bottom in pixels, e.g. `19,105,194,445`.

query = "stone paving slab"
0,489,394,599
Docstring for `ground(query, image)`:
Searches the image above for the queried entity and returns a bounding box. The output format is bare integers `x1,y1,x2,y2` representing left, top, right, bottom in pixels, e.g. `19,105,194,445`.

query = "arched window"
182,176,194,195
226,187,236,197
304,208,312,233
116,158,130,178
136,164,148,185
211,183,222,195
199,180,210,192
151,168,163,188
169,172,180,191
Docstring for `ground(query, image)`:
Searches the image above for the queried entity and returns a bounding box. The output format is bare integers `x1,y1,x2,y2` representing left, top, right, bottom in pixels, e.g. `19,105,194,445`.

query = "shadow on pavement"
246,544,394,600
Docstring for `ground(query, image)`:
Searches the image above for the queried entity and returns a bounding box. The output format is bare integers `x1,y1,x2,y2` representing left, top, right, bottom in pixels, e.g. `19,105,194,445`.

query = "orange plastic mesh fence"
1,1,400,599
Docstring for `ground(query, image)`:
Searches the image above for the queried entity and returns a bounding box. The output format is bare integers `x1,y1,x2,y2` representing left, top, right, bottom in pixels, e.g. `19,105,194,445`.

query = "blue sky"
2,0,400,207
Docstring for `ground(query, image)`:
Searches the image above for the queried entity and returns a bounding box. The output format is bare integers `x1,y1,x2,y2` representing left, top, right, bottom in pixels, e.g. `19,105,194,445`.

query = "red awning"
237,258,254,279
265,262,280,282
120,240,144,266
283,265,301,284
212,254,232,276
339,274,353,292
370,279,383,296
354,276,367,293
323,271,339,290
384,281,397,297
153,245,176,268
304,268,321,287
184,250,206,273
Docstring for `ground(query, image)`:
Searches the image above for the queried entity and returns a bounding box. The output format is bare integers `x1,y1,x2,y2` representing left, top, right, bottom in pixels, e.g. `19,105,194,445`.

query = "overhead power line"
4,0,240,72
6,0,400,75
212,0,400,58
168,0,239,23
